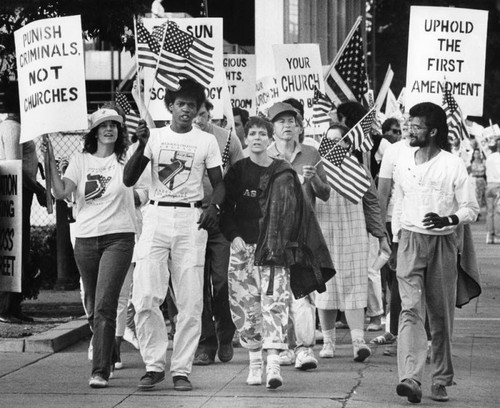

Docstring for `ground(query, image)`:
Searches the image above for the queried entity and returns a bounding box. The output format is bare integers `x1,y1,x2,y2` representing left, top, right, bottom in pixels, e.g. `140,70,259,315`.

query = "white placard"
142,18,224,120
0,161,22,293
405,6,488,116
273,44,326,133
14,15,87,142
255,75,280,116
224,54,256,115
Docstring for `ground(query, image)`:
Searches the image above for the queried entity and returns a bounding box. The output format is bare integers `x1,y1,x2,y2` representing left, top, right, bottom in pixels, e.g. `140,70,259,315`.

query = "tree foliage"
0,0,151,83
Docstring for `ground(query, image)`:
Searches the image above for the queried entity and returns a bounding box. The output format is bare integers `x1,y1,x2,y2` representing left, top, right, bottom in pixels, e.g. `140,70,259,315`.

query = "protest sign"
14,15,87,143
142,18,224,120
405,6,488,116
0,161,22,293
255,75,280,115
273,44,326,133
224,54,256,115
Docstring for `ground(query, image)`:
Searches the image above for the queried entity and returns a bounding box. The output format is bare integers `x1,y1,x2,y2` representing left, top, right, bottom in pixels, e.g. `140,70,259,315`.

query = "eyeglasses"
409,124,428,132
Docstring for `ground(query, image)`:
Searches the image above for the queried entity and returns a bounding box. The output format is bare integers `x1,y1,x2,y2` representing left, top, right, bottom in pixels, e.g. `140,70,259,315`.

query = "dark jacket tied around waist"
254,159,336,299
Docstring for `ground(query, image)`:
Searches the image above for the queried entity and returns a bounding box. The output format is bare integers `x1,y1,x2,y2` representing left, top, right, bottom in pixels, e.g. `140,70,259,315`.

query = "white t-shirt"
485,152,500,183
374,137,391,164
64,152,137,238
144,126,222,202
378,140,416,221
392,148,478,240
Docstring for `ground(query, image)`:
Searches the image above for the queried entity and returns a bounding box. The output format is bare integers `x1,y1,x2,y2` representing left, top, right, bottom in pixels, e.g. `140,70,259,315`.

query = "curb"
0,316,90,353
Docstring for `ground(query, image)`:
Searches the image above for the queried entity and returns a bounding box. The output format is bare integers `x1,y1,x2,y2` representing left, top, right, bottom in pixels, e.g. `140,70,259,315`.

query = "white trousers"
291,294,316,349
367,236,384,317
132,204,207,376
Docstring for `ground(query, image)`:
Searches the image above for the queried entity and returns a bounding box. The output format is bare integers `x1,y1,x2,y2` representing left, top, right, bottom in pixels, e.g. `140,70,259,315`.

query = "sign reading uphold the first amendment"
15,15,88,143
405,6,488,116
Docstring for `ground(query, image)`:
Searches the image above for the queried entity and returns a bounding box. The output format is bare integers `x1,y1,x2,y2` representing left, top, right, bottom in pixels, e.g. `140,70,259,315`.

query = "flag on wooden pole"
324,16,369,106
442,86,469,141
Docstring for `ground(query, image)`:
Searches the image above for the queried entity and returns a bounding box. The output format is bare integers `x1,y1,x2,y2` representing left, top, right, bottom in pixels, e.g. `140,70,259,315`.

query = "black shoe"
396,378,422,403
173,375,193,391
193,352,214,366
431,383,449,402
138,371,165,389
218,343,234,363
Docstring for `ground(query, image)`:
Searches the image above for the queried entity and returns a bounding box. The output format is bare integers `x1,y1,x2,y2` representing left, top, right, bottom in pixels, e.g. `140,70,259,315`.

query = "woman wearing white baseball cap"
42,107,137,389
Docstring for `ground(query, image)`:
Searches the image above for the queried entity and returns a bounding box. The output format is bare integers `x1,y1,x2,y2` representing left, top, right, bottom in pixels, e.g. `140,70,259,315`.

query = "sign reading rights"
143,18,224,120
273,44,326,133
405,6,488,116
223,54,256,115
0,161,22,293
14,15,87,142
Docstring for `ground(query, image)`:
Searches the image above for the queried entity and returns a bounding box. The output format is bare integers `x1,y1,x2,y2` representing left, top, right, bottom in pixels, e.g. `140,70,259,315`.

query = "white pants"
132,204,207,377
367,236,384,317
291,294,316,350
116,264,134,337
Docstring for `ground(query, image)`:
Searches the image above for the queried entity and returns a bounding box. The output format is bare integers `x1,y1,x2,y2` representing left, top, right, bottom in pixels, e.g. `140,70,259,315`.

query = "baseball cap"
268,102,298,122
90,108,123,130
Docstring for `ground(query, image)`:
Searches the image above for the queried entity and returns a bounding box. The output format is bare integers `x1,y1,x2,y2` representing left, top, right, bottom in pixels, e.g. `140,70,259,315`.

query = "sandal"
370,332,396,345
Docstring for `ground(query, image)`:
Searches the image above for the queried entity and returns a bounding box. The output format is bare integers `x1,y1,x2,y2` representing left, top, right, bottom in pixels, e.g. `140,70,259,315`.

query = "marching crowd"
3,75,495,404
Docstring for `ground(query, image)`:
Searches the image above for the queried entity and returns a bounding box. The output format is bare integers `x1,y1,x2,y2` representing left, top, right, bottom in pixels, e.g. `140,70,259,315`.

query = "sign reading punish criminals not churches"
405,6,488,116
14,15,88,143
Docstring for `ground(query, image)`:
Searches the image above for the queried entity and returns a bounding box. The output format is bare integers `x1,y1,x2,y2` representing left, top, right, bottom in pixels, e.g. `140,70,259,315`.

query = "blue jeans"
75,232,135,380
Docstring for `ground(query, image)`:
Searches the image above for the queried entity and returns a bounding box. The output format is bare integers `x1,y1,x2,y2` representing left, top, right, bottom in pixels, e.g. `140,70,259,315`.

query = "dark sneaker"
396,378,422,403
173,375,193,391
218,343,234,363
193,352,214,366
138,371,165,389
431,383,449,402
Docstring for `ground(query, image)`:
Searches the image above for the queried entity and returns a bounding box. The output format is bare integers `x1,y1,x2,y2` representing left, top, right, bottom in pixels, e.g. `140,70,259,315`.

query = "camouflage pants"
228,243,290,351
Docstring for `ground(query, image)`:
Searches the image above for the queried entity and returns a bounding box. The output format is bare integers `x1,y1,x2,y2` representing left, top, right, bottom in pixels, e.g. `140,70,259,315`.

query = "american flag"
136,22,162,69
324,17,369,106
221,130,232,171
115,93,140,136
318,132,348,166
345,107,376,152
318,134,370,204
135,21,215,90
442,87,469,141
313,87,335,126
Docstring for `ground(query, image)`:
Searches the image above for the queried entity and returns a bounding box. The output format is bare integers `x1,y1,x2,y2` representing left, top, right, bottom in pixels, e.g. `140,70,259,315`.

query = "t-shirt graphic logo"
158,149,194,190
85,173,112,201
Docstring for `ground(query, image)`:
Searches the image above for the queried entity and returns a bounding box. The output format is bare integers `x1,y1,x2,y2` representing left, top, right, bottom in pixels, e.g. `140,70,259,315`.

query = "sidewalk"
0,220,499,407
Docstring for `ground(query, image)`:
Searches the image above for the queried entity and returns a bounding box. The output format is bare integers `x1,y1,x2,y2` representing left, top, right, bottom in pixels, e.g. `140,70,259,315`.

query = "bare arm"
123,120,150,187
40,137,76,200
197,166,225,230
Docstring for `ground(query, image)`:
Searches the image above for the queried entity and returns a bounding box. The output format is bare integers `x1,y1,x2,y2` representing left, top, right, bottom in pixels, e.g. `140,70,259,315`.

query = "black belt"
150,200,202,208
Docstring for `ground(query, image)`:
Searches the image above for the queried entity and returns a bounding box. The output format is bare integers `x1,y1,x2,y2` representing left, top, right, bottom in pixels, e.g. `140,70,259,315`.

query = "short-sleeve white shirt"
144,126,222,202
64,152,137,238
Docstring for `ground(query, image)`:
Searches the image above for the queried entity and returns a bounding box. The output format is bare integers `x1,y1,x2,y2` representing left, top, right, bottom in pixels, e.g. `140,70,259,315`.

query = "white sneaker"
123,327,139,349
114,361,123,370
89,375,108,388
266,364,283,389
279,349,295,366
295,348,318,370
246,362,263,385
352,338,371,362
319,341,335,358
